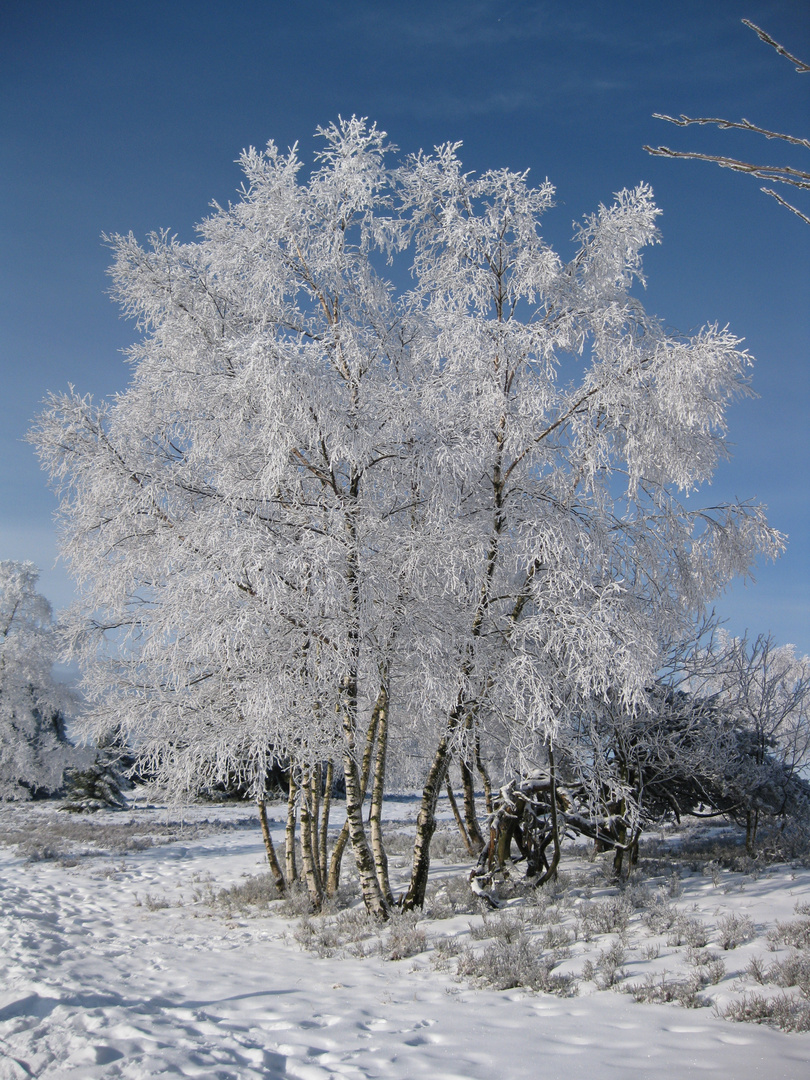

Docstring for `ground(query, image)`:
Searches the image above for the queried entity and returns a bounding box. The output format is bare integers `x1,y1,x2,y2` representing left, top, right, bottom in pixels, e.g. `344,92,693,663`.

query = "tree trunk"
403,467,504,910
461,758,485,852
369,681,393,904
257,799,286,893
327,687,382,896
533,744,562,888
446,772,476,856
402,728,454,910
340,473,387,918
342,736,388,918
309,764,321,884
613,814,628,877
285,767,298,886
339,592,388,920
326,816,351,898
746,808,760,856
496,812,516,870
319,759,333,884
630,830,640,868
475,734,494,816
299,768,323,907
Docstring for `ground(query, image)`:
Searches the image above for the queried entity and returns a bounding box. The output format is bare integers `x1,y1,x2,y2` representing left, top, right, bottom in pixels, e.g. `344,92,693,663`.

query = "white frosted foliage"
30,119,783,803
0,561,75,800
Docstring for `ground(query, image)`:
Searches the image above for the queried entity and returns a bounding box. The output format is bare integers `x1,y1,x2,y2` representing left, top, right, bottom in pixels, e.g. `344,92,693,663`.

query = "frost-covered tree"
33,120,410,917
61,756,129,813
392,147,782,907
0,561,76,800
563,629,810,863
472,626,810,893
32,120,783,913
694,632,810,851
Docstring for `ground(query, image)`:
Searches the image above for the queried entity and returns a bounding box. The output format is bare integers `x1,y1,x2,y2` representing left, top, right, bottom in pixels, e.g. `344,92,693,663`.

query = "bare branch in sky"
645,21,809,224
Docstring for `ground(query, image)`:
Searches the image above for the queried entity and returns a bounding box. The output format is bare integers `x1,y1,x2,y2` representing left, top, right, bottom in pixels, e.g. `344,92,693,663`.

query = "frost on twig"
645,20,809,223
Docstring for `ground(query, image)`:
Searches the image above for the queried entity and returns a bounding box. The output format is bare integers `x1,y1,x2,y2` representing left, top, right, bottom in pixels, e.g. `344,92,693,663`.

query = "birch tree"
33,119,408,917
393,147,783,907
31,121,783,912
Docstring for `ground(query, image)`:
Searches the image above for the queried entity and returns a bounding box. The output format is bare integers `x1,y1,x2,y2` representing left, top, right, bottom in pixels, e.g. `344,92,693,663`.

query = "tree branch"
742,19,810,73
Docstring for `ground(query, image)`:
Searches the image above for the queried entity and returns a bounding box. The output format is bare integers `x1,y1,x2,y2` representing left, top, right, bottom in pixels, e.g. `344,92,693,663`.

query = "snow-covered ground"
1,798,809,1079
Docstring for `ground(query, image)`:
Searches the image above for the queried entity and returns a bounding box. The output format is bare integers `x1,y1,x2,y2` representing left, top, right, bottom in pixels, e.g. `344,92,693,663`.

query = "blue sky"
2,0,808,654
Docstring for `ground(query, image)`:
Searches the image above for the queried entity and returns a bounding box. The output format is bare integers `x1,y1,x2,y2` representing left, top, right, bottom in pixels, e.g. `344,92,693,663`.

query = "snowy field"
1,798,809,1079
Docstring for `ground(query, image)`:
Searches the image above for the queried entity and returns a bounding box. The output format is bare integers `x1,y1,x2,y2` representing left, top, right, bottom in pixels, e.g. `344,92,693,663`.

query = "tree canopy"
31,119,784,911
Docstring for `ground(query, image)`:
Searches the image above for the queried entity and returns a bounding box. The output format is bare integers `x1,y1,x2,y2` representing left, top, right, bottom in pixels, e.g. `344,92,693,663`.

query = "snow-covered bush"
61,756,128,812
0,561,78,800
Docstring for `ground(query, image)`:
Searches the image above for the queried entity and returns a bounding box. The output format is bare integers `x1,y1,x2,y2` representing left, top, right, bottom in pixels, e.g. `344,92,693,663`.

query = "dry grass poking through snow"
271,821,810,1034
0,801,255,862
2,801,810,1038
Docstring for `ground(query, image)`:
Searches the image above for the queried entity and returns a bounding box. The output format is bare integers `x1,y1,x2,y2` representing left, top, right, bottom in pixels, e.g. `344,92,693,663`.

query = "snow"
1,799,809,1079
